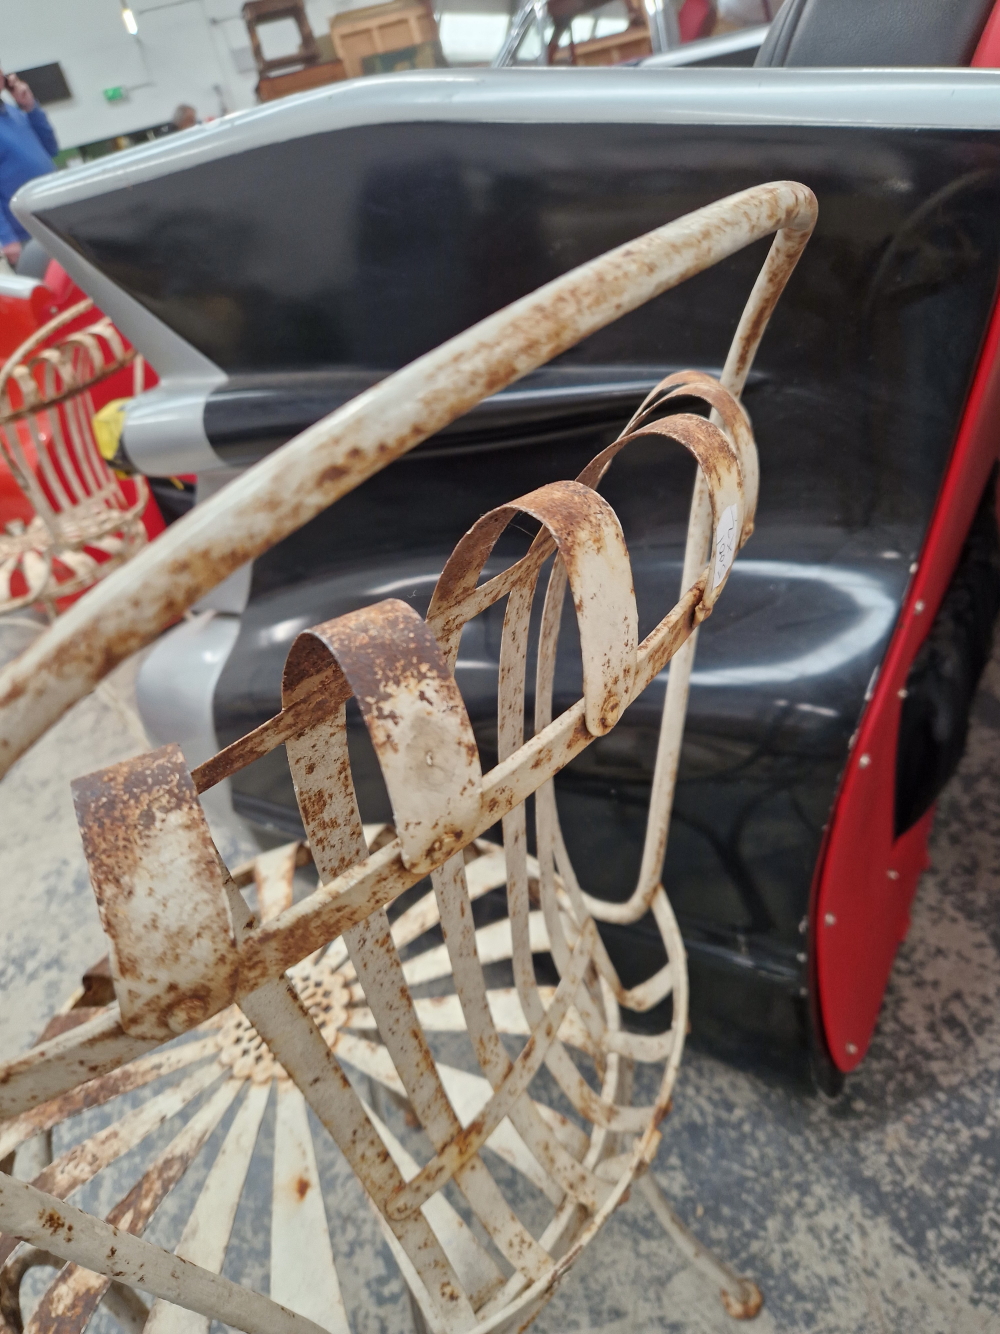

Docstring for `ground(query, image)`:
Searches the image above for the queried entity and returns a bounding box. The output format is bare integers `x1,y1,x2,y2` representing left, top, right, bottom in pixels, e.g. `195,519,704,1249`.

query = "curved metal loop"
428,479,638,736
578,371,751,617
0,300,94,404
628,415,743,613
0,308,134,427
624,369,758,540
531,553,682,1044
71,744,242,1041
283,599,483,874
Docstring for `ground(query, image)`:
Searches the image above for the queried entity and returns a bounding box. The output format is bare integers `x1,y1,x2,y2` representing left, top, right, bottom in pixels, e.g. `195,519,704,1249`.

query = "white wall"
0,0,365,150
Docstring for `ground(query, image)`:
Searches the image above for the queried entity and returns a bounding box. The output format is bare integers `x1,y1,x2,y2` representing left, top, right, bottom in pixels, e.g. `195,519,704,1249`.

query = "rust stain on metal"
72,746,241,1040
720,1283,765,1320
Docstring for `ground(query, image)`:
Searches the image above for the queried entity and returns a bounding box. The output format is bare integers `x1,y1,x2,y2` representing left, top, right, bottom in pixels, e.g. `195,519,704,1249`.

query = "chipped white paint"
713,504,740,590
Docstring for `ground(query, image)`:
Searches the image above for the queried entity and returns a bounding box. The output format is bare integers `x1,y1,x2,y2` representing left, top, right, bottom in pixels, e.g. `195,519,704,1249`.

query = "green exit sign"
103,86,127,102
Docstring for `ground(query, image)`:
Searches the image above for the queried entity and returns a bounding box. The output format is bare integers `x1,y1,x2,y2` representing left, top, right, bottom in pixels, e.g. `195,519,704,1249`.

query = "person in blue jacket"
0,67,57,269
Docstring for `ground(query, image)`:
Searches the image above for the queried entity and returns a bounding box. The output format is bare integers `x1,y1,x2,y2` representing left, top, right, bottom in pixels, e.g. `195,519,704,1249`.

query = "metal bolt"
824,912,836,926
914,600,925,614
845,1042,858,1056
796,951,807,964
897,688,908,699
858,753,871,768
887,869,899,881
166,999,207,1034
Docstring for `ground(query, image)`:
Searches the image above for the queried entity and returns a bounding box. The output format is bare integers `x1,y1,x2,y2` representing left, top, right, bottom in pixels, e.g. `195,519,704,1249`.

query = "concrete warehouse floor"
2,610,1000,1334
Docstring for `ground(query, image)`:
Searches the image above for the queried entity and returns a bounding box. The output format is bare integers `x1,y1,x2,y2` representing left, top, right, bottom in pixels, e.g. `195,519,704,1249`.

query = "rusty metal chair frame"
0,300,148,615
0,183,816,1334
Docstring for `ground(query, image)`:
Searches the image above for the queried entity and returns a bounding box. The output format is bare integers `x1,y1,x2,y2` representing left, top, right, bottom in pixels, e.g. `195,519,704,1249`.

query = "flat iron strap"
282,599,482,875
628,370,758,539
428,480,638,736
71,744,240,1040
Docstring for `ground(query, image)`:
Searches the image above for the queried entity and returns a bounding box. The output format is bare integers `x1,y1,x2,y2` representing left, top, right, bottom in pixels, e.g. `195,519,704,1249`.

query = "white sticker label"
712,504,739,590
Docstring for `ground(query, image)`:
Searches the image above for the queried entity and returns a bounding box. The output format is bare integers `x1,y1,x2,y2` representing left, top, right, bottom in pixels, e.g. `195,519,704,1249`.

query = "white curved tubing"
0,181,815,777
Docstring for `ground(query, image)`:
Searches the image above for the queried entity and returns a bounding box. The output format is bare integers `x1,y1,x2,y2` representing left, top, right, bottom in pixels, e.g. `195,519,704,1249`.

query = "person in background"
171,104,198,132
0,66,56,269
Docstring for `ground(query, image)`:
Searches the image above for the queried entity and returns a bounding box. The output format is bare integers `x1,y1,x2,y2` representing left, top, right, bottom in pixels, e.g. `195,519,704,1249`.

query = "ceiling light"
122,6,139,35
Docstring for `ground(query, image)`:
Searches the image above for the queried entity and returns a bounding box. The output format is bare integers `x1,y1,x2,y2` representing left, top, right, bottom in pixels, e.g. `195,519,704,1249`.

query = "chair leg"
637,1174,763,1320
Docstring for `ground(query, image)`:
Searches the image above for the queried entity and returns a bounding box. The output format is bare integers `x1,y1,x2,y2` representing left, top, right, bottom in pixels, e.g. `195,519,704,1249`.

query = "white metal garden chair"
0,300,149,615
0,182,816,1334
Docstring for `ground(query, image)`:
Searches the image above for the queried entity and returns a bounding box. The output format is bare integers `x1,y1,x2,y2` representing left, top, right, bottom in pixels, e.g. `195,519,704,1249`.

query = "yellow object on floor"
91,397,129,462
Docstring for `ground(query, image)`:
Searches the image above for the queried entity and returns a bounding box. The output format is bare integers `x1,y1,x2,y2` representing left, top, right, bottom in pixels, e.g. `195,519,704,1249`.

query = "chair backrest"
755,0,995,66
0,300,149,612
69,369,752,1333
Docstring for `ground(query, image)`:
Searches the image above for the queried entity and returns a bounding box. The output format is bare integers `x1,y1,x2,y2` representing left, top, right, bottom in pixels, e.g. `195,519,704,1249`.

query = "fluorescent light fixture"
122,5,138,35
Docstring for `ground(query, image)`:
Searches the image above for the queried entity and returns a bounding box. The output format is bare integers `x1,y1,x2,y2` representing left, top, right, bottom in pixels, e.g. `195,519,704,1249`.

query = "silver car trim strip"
12,68,1000,218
